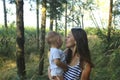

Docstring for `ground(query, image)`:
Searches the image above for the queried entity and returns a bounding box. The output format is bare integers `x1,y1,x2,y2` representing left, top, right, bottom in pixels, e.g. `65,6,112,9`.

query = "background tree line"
0,0,120,80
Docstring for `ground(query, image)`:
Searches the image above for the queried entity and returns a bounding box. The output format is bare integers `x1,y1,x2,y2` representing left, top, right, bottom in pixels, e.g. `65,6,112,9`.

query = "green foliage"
113,0,120,28
0,27,120,80
91,48,120,80
47,0,66,19
88,28,120,80
87,27,120,53
85,27,99,35
24,27,38,54
0,25,49,80
0,26,16,58
97,28,120,54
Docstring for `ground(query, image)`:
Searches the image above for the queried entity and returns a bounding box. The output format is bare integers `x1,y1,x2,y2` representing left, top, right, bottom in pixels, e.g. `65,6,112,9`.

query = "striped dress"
64,63,81,80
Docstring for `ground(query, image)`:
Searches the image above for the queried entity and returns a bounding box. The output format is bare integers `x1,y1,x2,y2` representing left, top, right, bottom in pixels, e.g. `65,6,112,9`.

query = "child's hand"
51,76,56,79
63,66,68,72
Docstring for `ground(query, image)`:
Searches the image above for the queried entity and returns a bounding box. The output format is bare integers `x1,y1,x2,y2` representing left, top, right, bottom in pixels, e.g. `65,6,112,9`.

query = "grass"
0,26,120,80
0,51,49,80
0,35,108,80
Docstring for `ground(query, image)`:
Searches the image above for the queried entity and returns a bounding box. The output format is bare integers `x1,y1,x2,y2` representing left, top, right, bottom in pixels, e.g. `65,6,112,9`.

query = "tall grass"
0,26,120,80
0,25,50,80
87,28,120,80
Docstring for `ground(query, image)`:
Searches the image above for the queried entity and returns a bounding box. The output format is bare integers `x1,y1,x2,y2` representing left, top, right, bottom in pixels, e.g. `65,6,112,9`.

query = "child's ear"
75,41,76,44
57,37,60,41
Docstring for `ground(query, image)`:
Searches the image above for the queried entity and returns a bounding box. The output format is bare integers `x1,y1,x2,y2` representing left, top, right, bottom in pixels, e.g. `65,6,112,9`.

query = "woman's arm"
80,63,91,80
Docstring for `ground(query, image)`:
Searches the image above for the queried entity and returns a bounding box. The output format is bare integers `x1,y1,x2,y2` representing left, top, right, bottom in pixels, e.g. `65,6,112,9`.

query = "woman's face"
65,32,76,48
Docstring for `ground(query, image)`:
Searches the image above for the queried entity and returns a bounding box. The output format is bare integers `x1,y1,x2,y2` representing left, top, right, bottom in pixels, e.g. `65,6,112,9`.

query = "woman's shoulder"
83,61,93,69
82,62,92,72
80,62,92,80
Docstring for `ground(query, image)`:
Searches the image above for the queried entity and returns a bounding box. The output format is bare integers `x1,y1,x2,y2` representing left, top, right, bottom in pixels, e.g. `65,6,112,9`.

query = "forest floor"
0,53,49,80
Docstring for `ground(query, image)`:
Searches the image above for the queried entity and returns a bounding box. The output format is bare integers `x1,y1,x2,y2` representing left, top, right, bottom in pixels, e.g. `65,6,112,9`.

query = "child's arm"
54,59,68,71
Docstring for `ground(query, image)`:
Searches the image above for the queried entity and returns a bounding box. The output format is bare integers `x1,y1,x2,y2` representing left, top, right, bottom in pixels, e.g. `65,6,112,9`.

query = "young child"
46,31,67,80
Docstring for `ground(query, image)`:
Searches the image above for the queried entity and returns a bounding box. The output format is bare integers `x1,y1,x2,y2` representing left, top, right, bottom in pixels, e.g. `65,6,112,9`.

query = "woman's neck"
70,47,76,57
69,53,80,66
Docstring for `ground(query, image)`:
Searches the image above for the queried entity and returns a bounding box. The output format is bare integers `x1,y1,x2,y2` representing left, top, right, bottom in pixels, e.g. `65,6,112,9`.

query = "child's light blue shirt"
49,48,66,76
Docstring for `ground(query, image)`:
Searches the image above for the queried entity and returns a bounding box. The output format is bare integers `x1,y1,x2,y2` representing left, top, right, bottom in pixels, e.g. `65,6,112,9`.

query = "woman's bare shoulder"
80,62,91,80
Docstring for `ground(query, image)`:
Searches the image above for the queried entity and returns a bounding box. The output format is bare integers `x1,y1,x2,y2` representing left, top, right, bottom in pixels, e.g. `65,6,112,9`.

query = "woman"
64,28,93,80
48,28,93,80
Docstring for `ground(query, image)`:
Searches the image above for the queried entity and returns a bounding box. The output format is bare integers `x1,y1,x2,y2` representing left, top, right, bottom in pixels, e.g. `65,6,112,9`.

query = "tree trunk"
81,14,84,29
3,0,7,28
16,0,26,80
107,0,113,42
50,16,53,31
55,15,57,32
65,1,67,37
50,1,53,31
36,0,39,49
71,0,74,27
39,0,46,75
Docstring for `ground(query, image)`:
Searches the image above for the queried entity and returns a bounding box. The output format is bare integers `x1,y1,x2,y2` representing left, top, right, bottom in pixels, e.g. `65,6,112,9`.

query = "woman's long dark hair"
66,28,93,69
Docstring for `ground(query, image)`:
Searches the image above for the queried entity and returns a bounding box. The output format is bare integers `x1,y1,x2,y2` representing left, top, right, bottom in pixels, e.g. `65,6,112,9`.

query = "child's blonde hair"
46,31,62,45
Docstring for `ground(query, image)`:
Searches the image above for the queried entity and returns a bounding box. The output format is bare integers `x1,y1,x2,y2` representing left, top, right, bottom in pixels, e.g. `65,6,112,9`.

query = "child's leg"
48,67,52,80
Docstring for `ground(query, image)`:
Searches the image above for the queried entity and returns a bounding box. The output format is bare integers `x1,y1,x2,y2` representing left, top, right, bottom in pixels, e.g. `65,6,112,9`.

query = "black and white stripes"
64,64,81,80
